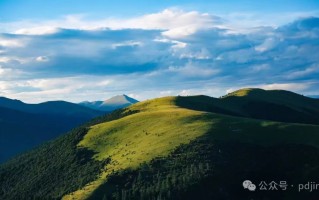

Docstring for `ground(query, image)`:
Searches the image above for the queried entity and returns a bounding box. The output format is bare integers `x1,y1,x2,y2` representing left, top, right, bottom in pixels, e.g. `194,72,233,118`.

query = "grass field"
63,97,214,199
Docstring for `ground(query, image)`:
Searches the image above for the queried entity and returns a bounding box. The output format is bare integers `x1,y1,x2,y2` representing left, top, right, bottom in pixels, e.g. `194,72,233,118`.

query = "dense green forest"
89,137,319,200
0,127,107,199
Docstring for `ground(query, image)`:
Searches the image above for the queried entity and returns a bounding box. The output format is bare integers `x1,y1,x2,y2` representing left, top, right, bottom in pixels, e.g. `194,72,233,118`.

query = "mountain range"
0,95,138,163
1,88,319,200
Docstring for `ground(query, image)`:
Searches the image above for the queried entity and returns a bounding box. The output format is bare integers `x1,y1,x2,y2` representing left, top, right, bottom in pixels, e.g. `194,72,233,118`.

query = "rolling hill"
0,97,104,163
0,97,104,118
1,88,319,200
177,88,319,125
79,94,139,112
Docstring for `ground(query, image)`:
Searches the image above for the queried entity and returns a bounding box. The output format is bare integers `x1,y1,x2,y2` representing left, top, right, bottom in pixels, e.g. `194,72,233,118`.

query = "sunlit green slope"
63,97,214,199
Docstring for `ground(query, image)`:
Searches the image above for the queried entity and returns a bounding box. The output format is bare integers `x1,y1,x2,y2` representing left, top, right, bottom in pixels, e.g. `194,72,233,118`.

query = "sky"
0,0,319,103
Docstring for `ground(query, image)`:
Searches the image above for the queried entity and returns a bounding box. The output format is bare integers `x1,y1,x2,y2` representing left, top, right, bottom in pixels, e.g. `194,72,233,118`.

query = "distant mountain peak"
79,94,139,112
103,94,138,105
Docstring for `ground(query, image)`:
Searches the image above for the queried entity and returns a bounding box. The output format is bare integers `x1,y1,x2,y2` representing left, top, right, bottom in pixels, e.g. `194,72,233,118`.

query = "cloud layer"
0,9,319,102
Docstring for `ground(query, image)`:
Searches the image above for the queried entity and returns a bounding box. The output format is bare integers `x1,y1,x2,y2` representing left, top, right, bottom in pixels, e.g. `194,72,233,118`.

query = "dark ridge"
0,96,105,162
175,89,319,125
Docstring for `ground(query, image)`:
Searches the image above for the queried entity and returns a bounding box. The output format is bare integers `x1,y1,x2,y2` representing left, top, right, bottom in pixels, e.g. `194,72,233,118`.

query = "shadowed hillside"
176,88,319,125
0,97,104,162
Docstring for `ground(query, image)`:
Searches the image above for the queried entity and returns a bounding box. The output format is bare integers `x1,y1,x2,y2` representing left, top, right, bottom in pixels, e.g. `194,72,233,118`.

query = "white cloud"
286,64,319,79
255,38,278,52
168,63,219,78
0,67,11,76
171,40,187,49
109,9,219,33
179,48,211,60
1,76,114,102
36,56,49,62
179,89,191,96
0,56,32,64
0,57,11,63
112,41,143,49
127,93,140,100
1,9,318,39
0,65,25,80
1,9,221,38
258,83,311,91
226,88,236,94
0,37,25,47
15,27,59,35
162,26,198,38
0,81,11,95
25,76,112,91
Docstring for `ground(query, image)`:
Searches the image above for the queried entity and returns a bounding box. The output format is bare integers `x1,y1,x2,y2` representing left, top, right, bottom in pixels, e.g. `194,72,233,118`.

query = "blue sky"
1,0,318,20
0,1,319,102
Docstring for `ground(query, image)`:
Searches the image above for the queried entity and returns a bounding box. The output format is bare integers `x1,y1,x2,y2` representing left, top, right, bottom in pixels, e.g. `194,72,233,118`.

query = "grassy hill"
1,89,319,200
176,88,319,125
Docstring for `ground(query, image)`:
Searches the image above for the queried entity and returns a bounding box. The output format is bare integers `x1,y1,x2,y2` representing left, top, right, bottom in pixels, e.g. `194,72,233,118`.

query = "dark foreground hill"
177,88,319,125
0,97,104,162
1,89,319,200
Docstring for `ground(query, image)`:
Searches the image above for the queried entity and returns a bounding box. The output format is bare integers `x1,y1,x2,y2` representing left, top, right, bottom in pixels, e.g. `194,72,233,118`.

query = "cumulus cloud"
0,9,318,102
1,9,221,37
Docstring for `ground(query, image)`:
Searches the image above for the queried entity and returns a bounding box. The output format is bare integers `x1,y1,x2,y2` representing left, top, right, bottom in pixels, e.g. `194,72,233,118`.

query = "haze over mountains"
309,95,319,99
79,94,139,111
1,88,319,200
0,94,138,163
